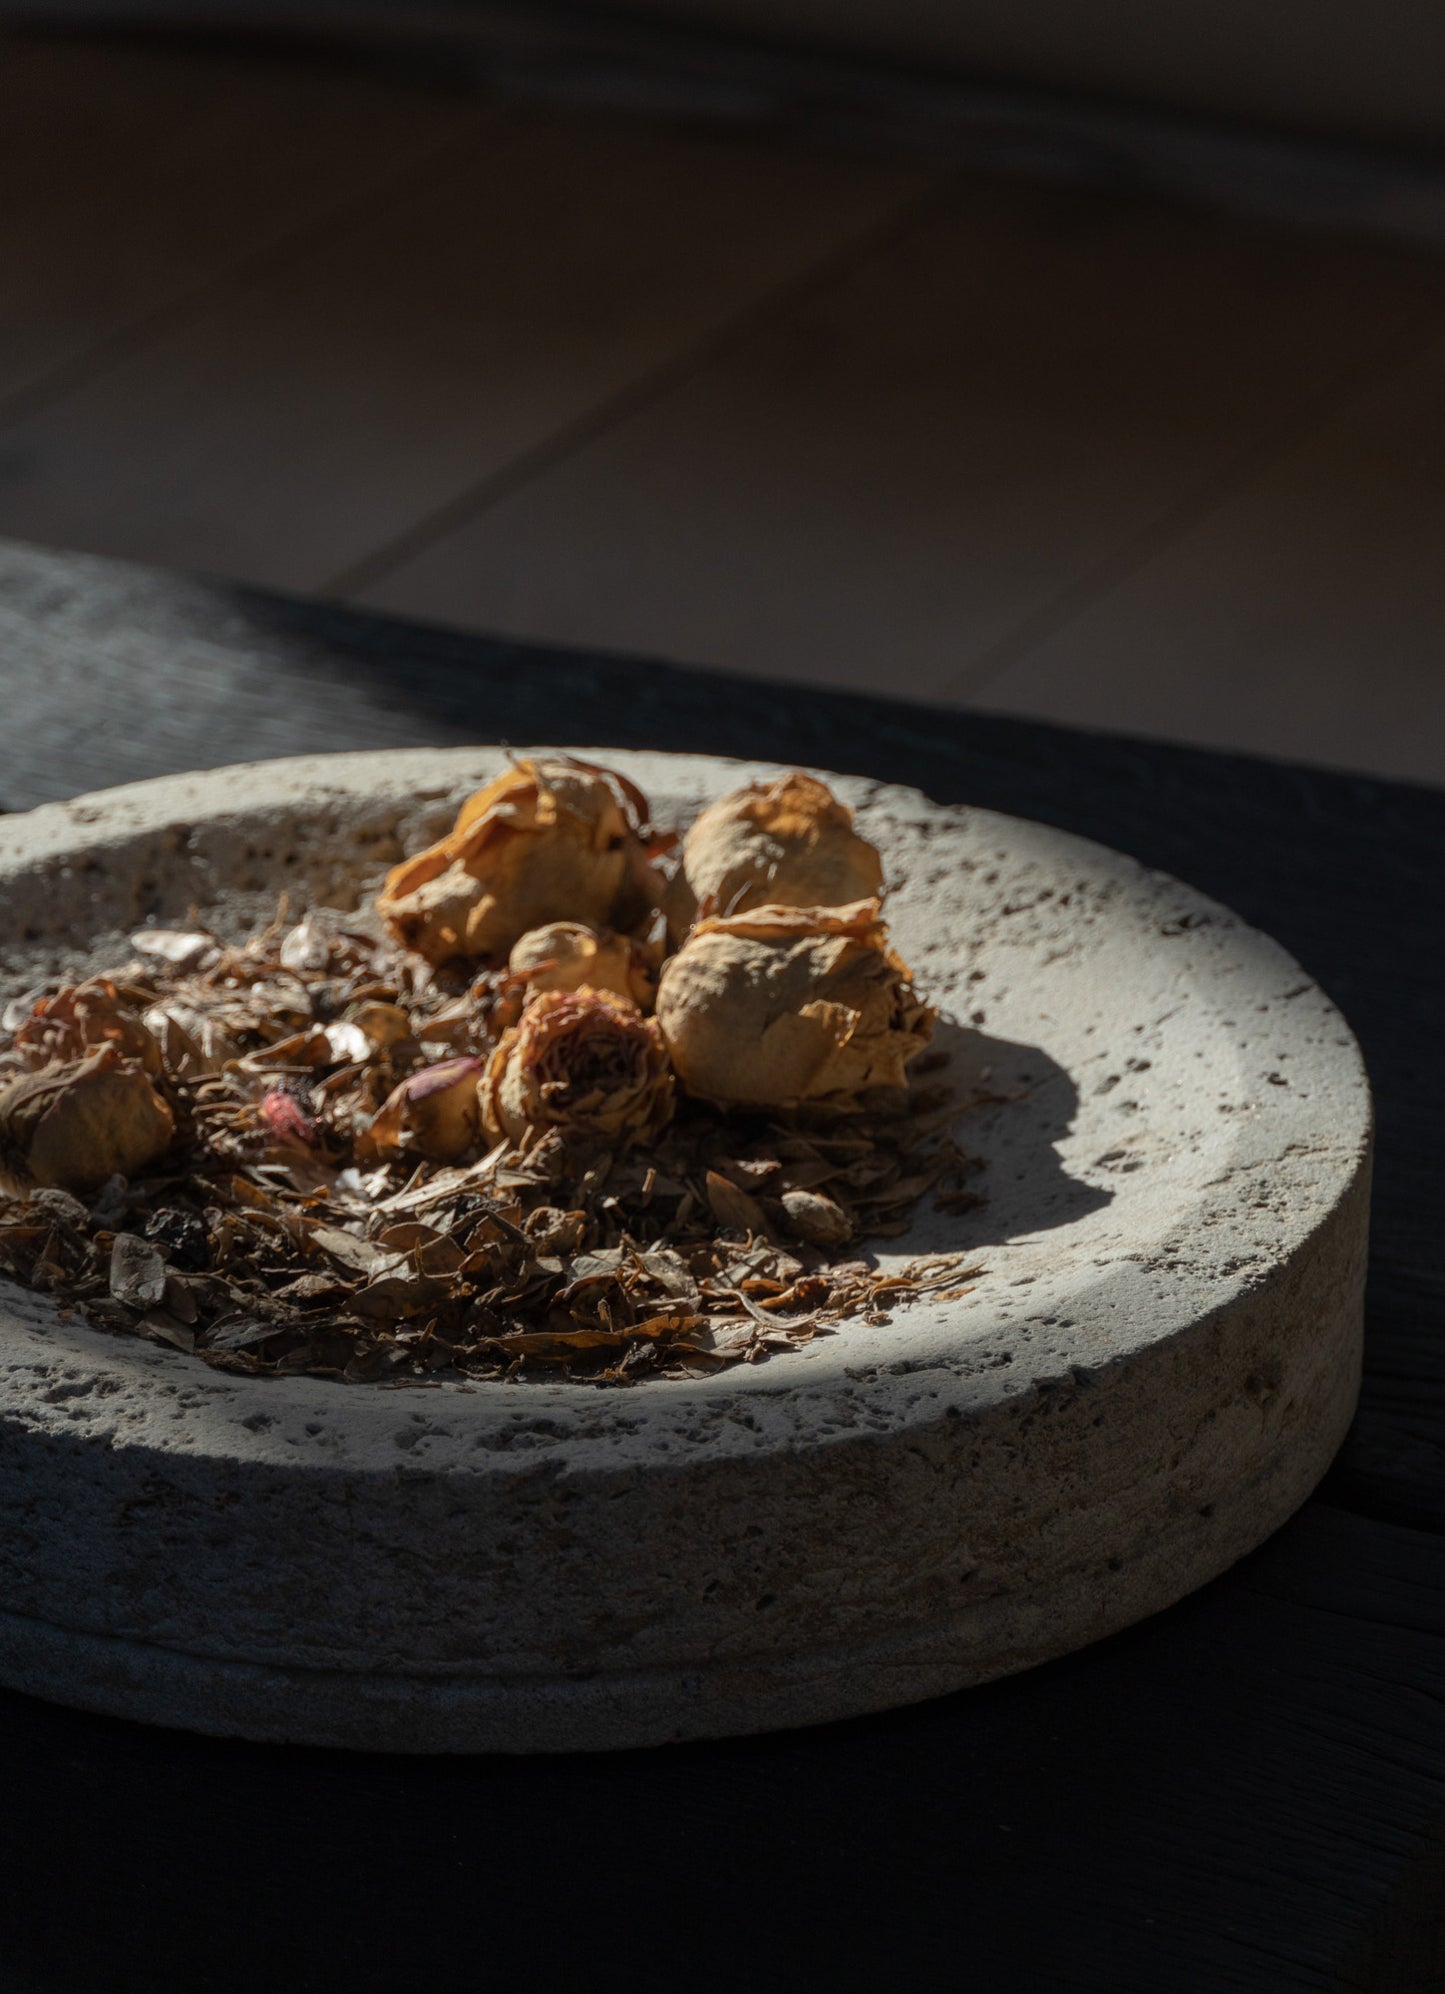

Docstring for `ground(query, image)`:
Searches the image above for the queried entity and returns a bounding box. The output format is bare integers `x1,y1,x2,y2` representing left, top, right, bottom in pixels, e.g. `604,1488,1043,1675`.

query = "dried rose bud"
655,899,934,1109
479,990,673,1149
14,978,162,1075
0,1046,174,1192
507,922,659,1011
358,1056,484,1163
665,772,884,941
376,757,664,967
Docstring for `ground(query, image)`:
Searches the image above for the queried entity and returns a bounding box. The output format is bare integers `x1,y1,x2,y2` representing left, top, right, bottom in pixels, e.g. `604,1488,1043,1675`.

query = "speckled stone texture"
0,748,1370,1752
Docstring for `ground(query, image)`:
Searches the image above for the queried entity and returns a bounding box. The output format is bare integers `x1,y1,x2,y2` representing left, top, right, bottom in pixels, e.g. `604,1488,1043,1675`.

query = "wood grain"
355,175,1445,713
954,329,1445,786
0,90,927,591
0,35,484,415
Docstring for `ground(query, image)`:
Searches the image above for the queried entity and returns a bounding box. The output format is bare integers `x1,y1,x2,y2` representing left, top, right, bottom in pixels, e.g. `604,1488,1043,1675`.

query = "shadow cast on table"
0,1505,1428,1994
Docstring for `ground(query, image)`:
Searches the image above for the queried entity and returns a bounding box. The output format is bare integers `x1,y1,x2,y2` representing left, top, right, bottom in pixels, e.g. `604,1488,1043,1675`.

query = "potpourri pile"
0,759,987,1386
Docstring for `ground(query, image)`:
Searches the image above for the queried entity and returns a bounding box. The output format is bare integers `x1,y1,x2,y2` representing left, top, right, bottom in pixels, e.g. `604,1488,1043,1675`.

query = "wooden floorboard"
0,34,1442,784
952,328,1445,786
0,37,485,416
0,71,928,591
354,172,1445,789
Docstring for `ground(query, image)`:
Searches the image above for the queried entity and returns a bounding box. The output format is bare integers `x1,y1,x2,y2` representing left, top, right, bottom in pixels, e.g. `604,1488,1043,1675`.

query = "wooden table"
0,541,1440,1994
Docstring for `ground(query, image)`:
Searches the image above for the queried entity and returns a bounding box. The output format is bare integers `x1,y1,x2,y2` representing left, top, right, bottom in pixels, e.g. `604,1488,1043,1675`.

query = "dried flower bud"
358,1056,484,1164
507,922,658,1011
0,1046,174,1192
655,899,934,1109
14,979,162,1075
479,990,673,1149
260,1086,323,1151
665,772,884,940
377,757,664,967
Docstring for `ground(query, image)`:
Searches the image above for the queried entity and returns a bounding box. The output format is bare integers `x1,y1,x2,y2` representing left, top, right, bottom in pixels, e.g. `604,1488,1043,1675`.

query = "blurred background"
1,0,1443,783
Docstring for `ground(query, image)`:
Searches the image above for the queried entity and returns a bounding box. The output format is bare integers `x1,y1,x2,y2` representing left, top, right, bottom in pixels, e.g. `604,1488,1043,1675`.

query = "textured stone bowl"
0,749,1370,1753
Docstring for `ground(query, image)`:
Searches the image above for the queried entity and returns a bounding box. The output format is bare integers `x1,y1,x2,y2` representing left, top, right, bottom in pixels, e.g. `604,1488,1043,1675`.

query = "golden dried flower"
507,922,658,1011
14,979,162,1075
0,1046,175,1192
665,772,884,940
377,757,664,967
357,1056,484,1164
655,899,934,1109
479,989,673,1148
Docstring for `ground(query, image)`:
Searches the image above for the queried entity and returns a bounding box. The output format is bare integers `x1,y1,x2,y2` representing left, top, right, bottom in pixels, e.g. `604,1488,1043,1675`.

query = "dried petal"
377,757,663,966
780,1188,853,1245
130,929,216,972
0,1047,175,1192
141,1000,237,1078
14,979,162,1074
655,899,935,1109
360,1056,484,1163
666,772,883,939
507,922,658,1010
278,916,335,973
479,989,673,1149
322,1021,374,1065
705,1169,768,1237
346,1002,411,1050
109,1233,168,1310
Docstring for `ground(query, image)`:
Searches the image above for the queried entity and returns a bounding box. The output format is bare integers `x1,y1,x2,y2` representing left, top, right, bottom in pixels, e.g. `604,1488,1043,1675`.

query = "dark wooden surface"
0,540,1441,1994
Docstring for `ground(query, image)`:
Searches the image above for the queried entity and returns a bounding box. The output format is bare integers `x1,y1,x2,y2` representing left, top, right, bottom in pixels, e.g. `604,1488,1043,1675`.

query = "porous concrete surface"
0,749,1370,1751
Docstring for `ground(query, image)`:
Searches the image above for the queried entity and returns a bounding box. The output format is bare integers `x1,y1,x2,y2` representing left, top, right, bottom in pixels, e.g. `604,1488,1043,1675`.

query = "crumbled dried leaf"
780,1188,853,1245
131,930,217,972
109,1232,168,1309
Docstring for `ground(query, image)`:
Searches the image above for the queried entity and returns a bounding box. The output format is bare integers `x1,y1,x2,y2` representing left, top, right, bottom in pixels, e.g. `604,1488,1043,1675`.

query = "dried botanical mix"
0,761,988,1387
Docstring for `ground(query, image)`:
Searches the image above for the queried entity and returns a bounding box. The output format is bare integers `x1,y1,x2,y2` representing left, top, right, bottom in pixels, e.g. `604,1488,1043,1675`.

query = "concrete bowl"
0,748,1370,1751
